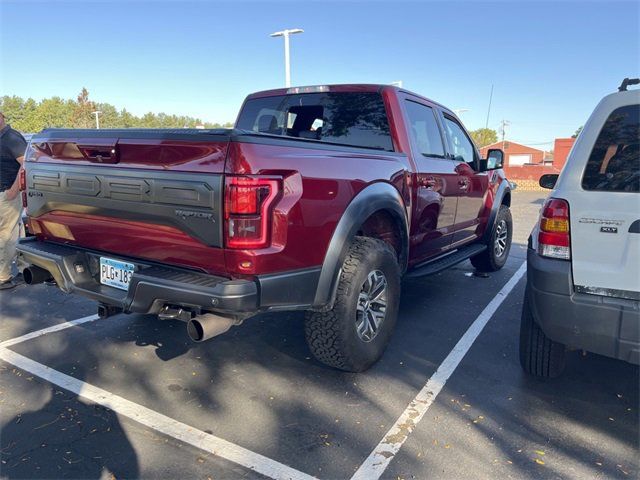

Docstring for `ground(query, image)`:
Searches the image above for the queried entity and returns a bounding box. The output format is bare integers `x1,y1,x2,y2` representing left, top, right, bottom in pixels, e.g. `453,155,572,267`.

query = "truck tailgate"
25,129,230,273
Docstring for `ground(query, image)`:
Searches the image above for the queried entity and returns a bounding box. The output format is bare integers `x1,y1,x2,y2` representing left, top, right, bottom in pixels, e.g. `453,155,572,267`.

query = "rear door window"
582,104,640,192
404,101,445,157
236,92,394,151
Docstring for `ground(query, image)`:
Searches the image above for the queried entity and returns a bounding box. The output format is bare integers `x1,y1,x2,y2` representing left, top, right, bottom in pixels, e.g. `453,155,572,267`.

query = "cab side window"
405,101,445,157
443,116,476,166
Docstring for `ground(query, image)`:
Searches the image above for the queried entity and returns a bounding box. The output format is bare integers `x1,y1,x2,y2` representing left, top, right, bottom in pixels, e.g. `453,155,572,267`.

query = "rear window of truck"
236,92,394,151
582,104,639,193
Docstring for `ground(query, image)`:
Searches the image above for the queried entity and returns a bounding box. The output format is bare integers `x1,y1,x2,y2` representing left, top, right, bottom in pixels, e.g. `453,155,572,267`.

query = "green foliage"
469,128,498,148
0,88,232,133
572,125,583,138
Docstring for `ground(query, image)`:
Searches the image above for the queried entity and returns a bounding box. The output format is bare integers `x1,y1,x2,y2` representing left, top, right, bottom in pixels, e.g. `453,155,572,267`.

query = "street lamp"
270,28,304,87
92,110,102,129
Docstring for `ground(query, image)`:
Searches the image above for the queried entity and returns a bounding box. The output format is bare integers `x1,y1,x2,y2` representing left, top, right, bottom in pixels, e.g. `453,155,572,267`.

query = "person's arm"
4,133,27,201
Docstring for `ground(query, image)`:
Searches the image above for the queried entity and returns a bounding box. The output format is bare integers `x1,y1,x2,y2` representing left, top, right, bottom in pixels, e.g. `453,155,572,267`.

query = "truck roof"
246,83,452,114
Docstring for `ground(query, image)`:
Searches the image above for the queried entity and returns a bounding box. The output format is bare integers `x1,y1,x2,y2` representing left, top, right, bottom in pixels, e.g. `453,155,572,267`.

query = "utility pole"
270,28,304,87
499,119,510,150
92,110,102,129
485,84,494,129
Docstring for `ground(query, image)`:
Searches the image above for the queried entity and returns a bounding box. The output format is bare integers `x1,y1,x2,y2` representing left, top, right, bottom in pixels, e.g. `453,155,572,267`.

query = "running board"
405,244,487,278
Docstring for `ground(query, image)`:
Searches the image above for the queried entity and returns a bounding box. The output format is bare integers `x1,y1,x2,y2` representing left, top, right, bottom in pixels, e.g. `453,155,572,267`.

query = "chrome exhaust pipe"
23,266,53,285
187,313,241,342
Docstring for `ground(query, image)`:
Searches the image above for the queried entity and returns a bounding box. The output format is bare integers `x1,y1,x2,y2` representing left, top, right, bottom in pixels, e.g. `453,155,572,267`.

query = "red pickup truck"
17,84,512,371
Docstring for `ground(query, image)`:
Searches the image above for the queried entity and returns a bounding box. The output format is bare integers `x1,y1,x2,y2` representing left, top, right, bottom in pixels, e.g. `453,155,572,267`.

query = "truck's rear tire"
471,205,512,272
519,290,566,378
305,236,401,372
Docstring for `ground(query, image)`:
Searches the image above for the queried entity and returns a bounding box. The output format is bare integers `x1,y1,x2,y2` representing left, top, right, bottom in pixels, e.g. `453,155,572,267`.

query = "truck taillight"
19,168,26,191
19,168,27,208
224,176,279,249
538,198,570,260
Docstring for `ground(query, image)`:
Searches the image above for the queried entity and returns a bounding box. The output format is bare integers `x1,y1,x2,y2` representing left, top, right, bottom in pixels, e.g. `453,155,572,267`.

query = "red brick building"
479,138,576,189
552,137,575,171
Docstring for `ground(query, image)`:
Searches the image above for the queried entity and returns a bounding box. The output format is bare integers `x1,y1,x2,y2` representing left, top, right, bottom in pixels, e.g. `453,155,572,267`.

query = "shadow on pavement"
0,360,139,479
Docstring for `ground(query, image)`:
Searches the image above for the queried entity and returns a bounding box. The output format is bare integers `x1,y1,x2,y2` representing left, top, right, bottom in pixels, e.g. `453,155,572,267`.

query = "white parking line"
1,262,526,480
0,316,317,480
351,262,527,480
0,314,99,348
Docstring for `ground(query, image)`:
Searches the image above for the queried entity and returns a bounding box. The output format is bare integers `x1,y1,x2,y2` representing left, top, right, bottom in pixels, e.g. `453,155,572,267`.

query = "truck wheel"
519,290,566,378
471,205,512,272
305,236,401,372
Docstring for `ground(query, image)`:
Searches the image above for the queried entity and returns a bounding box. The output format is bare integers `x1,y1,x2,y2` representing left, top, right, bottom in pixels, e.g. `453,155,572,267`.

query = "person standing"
0,111,27,290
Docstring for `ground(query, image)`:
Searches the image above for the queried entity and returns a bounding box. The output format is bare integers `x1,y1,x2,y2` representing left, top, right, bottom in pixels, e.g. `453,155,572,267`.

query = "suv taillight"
224,176,279,249
19,168,27,208
538,198,570,260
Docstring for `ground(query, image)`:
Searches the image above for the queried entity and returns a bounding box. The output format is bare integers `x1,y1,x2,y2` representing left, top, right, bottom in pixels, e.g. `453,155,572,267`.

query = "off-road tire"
519,290,566,378
471,205,512,272
305,236,401,372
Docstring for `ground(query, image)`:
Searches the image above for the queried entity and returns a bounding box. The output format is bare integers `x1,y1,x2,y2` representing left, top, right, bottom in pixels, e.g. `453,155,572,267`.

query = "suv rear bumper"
527,247,640,365
16,238,321,316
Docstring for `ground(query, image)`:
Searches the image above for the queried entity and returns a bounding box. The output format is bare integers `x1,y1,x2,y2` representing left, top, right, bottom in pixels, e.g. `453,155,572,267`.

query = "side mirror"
480,149,504,171
539,174,559,189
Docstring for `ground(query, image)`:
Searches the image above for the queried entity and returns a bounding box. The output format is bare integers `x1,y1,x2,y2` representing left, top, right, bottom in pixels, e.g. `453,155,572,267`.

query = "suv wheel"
471,205,512,272
305,236,401,372
519,290,566,378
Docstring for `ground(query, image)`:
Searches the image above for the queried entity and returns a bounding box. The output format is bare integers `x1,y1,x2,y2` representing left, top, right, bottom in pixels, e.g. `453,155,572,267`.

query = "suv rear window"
582,104,639,193
236,92,394,151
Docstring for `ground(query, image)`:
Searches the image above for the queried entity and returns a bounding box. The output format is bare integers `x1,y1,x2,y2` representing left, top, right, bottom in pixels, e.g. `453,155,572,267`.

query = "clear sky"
1,0,638,147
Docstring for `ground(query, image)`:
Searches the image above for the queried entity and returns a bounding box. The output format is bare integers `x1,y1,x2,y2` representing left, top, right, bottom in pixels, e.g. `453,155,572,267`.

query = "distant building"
479,140,546,167
552,137,576,171
479,138,576,190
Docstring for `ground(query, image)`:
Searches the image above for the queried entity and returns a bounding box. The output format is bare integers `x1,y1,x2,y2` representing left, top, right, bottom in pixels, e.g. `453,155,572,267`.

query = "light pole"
270,28,304,87
92,110,102,129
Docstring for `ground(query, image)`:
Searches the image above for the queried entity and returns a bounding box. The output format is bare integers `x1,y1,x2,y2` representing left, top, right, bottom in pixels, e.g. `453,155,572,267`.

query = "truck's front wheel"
471,205,512,272
305,237,401,372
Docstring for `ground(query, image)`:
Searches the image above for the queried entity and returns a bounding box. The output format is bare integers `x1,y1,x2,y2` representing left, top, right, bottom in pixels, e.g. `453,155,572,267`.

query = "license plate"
99,257,135,291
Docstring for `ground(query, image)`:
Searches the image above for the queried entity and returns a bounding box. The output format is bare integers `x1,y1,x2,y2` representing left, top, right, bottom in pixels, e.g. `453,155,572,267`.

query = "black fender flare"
481,180,511,244
312,182,409,308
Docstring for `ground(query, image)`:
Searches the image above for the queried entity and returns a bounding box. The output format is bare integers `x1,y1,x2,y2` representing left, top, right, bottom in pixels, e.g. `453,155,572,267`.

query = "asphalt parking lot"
1,191,638,479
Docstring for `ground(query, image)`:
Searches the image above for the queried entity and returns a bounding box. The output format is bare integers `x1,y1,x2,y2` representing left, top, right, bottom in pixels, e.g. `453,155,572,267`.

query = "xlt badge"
600,226,618,233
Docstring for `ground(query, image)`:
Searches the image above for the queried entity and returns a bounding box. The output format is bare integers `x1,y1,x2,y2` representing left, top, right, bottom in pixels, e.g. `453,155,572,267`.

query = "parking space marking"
0,346,318,480
351,262,527,480
1,262,525,480
0,314,100,348
0,315,317,480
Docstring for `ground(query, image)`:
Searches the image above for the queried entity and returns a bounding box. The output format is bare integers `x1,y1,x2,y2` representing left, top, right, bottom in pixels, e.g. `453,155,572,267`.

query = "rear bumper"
16,238,320,316
527,247,640,365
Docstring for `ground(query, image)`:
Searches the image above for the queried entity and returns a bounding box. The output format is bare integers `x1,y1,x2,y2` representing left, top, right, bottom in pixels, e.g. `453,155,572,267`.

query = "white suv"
520,78,640,377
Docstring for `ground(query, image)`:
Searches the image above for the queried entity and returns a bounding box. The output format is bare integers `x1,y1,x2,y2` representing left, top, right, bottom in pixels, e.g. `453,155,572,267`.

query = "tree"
71,87,96,128
469,128,498,148
572,126,583,138
36,97,73,129
1,91,232,132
